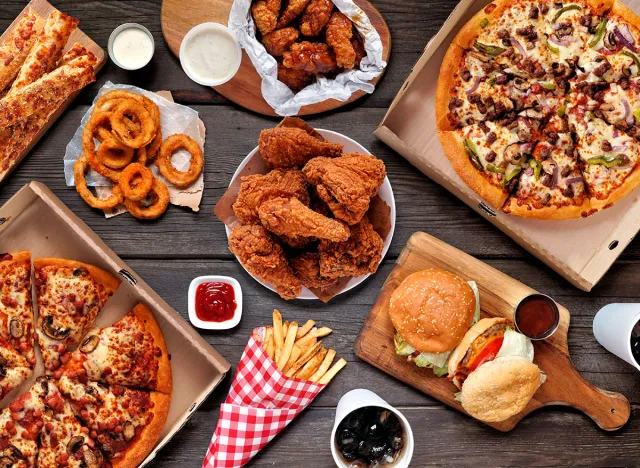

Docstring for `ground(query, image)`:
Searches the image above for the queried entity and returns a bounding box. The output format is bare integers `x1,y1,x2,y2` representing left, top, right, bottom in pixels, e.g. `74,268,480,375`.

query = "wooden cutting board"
160,0,390,116
0,0,105,183
354,232,631,432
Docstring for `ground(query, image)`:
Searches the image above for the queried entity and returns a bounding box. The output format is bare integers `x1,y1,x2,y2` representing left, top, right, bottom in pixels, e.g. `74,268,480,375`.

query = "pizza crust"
611,0,640,29
111,391,171,468
452,0,514,49
33,258,121,294
503,196,592,219
438,130,510,208
131,303,173,395
435,43,465,132
0,250,31,264
590,166,640,211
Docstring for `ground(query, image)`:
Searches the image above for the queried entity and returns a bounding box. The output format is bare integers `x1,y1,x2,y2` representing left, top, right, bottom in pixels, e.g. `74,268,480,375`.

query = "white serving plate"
225,129,396,300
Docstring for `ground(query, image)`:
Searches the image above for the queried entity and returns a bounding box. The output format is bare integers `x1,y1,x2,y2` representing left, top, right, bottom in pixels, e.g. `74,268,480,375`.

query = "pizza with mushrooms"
436,0,640,218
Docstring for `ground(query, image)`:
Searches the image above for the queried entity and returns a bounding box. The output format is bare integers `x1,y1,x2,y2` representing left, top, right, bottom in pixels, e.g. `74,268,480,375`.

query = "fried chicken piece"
352,31,366,68
229,225,302,300
300,0,334,36
319,216,383,279
277,0,312,28
283,42,337,74
233,169,309,225
258,197,350,242
326,12,356,69
303,153,386,225
252,0,281,36
278,64,314,91
290,252,339,290
281,234,314,250
262,27,299,56
259,127,343,169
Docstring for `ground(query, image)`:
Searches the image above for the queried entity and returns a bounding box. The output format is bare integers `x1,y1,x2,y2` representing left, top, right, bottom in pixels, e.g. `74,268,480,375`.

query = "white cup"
330,389,414,468
593,303,640,371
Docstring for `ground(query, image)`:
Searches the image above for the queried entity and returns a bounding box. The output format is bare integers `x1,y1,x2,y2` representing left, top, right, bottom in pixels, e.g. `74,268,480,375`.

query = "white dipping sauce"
183,29,241,82
112,28,154,69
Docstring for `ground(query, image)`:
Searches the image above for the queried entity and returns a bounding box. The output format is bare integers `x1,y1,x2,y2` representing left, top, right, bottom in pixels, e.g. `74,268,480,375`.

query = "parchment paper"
63,82,205,216
228,0,387,116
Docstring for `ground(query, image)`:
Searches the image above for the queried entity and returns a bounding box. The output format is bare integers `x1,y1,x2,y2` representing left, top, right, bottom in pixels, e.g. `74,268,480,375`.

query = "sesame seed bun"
459,355,543,423
448,317,511,388
389,269,476,354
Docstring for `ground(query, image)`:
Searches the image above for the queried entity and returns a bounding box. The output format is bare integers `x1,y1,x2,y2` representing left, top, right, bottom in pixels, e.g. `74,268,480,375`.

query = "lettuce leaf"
414,350,451,369
496,329,534,362
468,281,481,324
394,333,416,356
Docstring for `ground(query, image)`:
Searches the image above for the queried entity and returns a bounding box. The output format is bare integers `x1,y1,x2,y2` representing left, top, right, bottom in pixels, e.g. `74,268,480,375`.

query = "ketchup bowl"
188,276,242,330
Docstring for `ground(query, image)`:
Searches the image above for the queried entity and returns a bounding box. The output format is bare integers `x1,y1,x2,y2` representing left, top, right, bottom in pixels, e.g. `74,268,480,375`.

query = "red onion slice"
623,98,633,125
565,176,584,185
613,128,620,138
520,142,535,152
614,26,637,53
620,24,635,45
612,145,629,152
549,35,571,47
466,76,481,94
510,37,527,57
550,167,559,189
598,43,623,55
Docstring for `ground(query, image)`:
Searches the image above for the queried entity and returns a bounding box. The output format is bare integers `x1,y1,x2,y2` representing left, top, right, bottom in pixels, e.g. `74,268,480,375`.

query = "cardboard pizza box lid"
374,0,640,292
0,181,230,466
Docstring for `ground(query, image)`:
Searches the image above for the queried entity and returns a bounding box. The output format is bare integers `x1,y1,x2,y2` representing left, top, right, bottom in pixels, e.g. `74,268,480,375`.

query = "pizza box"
0,181,230,467
374,0,640,292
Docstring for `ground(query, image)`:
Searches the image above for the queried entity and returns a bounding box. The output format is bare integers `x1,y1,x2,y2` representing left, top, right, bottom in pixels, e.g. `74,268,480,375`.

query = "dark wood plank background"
2,0,640,466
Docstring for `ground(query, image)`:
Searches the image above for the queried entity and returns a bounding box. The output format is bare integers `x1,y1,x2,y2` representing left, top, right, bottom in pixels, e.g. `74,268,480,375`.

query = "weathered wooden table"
2,0,640,466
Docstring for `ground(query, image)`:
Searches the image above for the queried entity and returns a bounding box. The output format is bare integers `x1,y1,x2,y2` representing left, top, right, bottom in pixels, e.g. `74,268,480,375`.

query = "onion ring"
119,163,153,201
110,100,154,148
73,155,124,210
124,177,170,219
97,137,134,169
145,126,163,162
83,113,123,182
94,90,159,142
157,134,204,188
135,145,148,166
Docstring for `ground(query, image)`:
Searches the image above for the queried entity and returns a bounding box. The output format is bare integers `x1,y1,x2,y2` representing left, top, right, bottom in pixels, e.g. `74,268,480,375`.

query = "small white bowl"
188,276,242,330
108,23,155,71
179,22,242,87
331,389,414,468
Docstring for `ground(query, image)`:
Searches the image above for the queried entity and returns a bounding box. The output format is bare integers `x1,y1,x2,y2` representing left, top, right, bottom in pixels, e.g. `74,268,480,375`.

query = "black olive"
381,447,397,464
380,411,401,434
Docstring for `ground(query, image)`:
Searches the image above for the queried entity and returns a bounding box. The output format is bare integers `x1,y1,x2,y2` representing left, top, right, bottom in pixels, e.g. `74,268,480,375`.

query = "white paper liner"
63,82,205,216
228,0,387,116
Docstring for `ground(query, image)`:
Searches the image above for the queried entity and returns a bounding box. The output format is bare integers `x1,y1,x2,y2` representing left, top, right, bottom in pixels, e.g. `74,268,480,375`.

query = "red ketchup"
515,294,559,339
195,282,237,323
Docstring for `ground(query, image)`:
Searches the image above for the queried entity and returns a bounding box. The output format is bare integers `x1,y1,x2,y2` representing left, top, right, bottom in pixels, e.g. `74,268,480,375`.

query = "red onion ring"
612,145,629,152
466,76,481,95
520,142,535,152
614,26,637,53
565,176,584,185
623,98,633,125
510,37,527,57
549,35,571,47
613,128,620,138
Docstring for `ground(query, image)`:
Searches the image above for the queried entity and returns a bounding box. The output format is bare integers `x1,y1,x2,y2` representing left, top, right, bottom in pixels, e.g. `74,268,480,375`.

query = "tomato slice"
468,337,504,372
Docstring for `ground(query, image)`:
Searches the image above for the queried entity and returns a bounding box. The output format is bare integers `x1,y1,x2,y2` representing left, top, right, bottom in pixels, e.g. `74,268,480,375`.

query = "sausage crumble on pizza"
0,251,172,468
437,0,640,218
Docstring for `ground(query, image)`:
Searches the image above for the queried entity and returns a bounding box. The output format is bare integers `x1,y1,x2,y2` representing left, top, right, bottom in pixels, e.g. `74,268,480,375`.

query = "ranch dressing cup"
180,23,242,87
108,24,155,70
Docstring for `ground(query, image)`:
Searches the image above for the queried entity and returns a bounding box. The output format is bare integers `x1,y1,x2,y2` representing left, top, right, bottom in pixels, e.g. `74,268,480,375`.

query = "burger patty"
455,321,509,384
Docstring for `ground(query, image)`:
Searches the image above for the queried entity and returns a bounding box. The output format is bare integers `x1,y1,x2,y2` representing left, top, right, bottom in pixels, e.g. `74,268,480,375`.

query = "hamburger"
448,317,546,423
390,269,480,376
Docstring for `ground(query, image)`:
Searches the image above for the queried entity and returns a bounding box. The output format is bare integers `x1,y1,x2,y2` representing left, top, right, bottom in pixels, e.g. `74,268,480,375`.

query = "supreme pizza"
0,251,172,468
437,0,640,218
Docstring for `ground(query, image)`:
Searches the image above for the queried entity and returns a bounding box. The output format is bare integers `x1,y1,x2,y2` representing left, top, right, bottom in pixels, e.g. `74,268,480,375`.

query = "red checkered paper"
202,328,326,468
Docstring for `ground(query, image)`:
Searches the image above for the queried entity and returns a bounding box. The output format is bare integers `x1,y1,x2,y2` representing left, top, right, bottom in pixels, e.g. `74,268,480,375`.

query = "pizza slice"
0,335,33,399
504,115,591,217
568,104,640,210
0,251,35,367
577,2,640,83
438,115,538,208
57,375,170,468
57,303,172,394
36,379,105,468
34,258,121,372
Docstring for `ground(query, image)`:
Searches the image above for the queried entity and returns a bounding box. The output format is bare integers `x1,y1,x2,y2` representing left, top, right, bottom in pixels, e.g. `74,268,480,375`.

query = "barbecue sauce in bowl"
515,293,560,340
195,282,237,323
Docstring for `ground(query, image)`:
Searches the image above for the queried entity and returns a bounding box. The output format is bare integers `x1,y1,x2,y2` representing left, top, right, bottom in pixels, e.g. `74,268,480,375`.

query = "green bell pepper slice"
621,50,640,73
473,40,506,56
529,159,542,180
588,156,622,168
501,167,522,186
546,40,560,54
588,18,607,48
556,102,567,117
540,82,556,90
486,164,506,173
464,139,483,169
480,18,489,29
552,4,581,23
633,107,640,122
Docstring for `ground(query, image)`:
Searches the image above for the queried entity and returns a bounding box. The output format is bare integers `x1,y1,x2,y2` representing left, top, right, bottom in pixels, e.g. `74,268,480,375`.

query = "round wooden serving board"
160,0,391,116
355,232,631,432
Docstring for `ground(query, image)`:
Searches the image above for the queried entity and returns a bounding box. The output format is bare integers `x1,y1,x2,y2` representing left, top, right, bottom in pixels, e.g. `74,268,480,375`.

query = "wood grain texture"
1,0,640,466
160,0,391,115
0,0,105,182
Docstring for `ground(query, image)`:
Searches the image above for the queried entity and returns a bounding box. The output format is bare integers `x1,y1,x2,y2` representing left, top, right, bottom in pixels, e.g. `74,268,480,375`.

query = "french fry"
277,321,298,370
318,358,347,384
296,320,315,340
309,349,336,382
265,327,275,361
295,327,332,349
294,337,317,357
295,348,327,381
285,342,322,377
273,310,284,364
283,321,289,337
283,345,301,374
